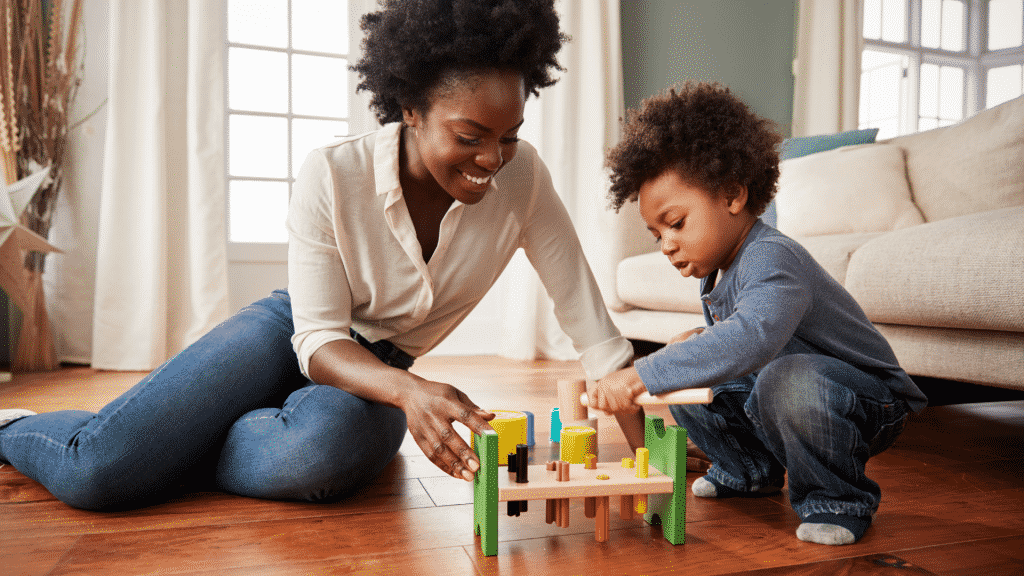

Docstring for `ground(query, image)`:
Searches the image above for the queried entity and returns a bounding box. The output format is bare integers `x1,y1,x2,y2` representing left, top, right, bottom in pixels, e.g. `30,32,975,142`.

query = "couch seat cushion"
845,206,1024,332
617,251,704,314
792,233,883,285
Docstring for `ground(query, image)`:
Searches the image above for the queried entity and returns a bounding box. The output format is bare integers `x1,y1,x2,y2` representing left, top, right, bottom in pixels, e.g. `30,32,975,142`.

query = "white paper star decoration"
0,166,62,313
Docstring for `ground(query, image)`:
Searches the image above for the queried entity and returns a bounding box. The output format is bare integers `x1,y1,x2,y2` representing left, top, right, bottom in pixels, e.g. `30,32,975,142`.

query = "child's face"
638,169,753,279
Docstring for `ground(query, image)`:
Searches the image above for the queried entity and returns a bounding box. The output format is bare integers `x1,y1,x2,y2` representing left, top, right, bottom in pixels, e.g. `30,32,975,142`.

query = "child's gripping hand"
591,366,649,414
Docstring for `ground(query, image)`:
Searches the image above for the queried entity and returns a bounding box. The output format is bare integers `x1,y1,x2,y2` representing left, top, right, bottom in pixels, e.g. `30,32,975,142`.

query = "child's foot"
691,475,783,498
0,409,36,428
796,513,872,545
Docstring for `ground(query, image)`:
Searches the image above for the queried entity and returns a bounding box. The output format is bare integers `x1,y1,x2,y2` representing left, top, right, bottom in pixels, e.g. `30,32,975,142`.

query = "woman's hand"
400,378,495,481
308,339,494,482
590,366,648,414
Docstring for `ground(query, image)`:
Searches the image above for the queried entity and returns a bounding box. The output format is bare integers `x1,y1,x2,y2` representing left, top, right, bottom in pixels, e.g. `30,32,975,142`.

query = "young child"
591,82,927,546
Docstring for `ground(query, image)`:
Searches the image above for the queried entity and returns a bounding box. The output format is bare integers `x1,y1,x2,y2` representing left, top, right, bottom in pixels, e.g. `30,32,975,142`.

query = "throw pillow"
775,143,925,237
778,127,881,160
763,127,881,226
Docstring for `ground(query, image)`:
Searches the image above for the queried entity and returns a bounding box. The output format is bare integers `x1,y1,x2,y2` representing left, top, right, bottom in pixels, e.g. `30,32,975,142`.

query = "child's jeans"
0,289,409,511
669,354,910,520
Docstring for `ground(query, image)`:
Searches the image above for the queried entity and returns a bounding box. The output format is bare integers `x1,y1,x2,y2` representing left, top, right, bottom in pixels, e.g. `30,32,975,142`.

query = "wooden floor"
1,358,1023,575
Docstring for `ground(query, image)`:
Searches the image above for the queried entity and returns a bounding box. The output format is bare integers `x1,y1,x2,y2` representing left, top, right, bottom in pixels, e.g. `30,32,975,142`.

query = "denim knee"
215,385,407,502
747,354,840,436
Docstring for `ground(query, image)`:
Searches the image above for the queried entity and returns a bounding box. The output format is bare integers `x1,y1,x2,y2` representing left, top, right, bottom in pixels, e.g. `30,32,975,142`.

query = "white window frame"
861,0,1024,136
224,1,378,264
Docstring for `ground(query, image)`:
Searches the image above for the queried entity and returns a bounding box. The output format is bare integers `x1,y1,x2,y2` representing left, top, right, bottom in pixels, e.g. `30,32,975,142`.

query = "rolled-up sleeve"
520,154,633,381
287,149,357,378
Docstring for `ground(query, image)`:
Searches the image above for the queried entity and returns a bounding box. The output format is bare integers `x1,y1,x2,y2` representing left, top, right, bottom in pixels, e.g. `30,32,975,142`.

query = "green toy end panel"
473,431,499,556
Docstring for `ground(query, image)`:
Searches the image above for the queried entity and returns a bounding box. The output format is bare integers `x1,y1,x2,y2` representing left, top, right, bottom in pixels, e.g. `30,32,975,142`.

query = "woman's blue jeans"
669,354,910,520
0,290,409,510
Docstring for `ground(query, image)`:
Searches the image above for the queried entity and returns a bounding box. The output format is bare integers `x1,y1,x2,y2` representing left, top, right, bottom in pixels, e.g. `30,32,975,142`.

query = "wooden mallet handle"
579,388,713,407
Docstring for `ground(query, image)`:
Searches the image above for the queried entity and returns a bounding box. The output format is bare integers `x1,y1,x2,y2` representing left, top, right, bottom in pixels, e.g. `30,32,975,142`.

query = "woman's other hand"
401,379,495,481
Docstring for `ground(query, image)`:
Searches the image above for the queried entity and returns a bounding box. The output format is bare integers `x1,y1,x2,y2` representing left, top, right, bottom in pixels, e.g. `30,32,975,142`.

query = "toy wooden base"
473,415,688,556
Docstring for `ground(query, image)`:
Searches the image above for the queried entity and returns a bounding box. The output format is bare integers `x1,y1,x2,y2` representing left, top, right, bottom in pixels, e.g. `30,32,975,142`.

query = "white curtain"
792,0,864,137
500,0,626,361
91,1,229,370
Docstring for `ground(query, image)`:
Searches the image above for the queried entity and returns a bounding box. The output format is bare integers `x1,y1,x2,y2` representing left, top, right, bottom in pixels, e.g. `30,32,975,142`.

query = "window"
859,0,1024,138
226,0,353,250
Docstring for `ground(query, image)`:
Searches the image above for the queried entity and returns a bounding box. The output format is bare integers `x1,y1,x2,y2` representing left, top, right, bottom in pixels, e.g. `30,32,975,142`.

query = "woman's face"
401,69,526,205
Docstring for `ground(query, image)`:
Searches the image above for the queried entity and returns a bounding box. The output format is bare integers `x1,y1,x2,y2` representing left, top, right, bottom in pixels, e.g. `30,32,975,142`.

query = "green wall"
620,0,797,137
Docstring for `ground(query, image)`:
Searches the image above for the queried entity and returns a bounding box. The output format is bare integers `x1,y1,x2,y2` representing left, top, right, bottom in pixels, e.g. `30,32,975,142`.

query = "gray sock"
796,513,871,545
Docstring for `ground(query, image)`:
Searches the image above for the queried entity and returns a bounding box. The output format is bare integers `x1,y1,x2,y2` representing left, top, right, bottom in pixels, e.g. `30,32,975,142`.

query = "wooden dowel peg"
579,387,713,407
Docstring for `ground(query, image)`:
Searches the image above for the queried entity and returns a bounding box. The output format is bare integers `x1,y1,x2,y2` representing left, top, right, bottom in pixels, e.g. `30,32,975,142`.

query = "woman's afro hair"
352,0,569,124
606,82,782,216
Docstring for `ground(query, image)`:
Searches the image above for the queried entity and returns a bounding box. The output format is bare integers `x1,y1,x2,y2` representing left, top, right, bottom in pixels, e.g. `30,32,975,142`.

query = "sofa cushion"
885,94,1024,222
845,206,1024,332
775,143,925,237
792,232,884,285
617,251,704,314
763,128,882,227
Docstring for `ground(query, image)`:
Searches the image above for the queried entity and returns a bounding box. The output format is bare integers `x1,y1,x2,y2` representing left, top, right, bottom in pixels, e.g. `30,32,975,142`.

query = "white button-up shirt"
287,122,632,380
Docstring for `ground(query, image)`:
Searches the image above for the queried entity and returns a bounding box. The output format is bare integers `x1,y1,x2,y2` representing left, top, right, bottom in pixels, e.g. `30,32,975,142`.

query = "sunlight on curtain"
792,0,864,136
91,1,229,370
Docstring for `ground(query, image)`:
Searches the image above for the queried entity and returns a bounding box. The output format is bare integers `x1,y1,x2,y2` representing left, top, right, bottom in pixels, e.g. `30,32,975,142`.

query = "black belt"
350,328,415,371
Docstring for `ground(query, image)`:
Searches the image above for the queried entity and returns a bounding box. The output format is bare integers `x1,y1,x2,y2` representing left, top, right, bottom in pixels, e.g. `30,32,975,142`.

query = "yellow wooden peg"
635,447,649,479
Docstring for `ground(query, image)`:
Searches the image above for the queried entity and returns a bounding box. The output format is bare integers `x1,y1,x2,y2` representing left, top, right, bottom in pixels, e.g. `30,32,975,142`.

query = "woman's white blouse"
287,122,632,381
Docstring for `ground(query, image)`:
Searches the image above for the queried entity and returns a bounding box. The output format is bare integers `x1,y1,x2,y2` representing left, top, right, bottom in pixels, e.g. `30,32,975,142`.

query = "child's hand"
668,326,704,345
591,366,648,414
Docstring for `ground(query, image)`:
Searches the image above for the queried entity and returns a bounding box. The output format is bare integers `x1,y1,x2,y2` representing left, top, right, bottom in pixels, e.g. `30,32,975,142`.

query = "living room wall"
620,0,797,137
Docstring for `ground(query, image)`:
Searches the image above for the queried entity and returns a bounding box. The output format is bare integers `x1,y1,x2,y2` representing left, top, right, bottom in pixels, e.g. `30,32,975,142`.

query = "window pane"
922,0,941,48
882,0,907,42
864,0,883,39
941,0,964,51
989,0,1024,50
228,0,287,48
860,50,906,139
292,54,349,118
229,115,289,178
228,48,288,113
919,63,940,117
292,118,350,178
293,0,349,54
229,180,290,243
987,65,1024,107
922,0,965,50
939,66,964,120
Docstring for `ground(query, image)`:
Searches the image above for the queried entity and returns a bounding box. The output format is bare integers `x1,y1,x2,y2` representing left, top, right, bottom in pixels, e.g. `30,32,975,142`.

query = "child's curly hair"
352,0,569,125
606,82,782,216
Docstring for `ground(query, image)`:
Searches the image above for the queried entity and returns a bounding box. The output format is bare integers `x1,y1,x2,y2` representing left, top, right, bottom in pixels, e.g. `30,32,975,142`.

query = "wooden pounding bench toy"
471,380,714,556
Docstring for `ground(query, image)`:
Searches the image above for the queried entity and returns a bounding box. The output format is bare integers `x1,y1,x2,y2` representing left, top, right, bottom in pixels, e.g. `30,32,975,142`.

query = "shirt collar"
373,122,403,198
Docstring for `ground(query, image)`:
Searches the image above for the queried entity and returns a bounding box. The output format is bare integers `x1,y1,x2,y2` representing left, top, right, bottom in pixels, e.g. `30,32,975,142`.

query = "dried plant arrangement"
0,0,84,371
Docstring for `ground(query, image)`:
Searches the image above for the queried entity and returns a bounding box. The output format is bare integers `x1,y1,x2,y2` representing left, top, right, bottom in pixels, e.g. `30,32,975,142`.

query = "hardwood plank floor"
1,358,1022,575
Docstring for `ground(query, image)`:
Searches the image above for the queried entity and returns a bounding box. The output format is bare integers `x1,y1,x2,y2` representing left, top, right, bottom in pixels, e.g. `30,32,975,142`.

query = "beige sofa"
599,95,1024,391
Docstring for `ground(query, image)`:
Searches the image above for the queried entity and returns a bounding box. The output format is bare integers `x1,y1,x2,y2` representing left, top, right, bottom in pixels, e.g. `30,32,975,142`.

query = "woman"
0,0,632,510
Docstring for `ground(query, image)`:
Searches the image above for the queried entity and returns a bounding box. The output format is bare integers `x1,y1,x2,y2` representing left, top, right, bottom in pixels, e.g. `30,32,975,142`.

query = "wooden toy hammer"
579,387,713,407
